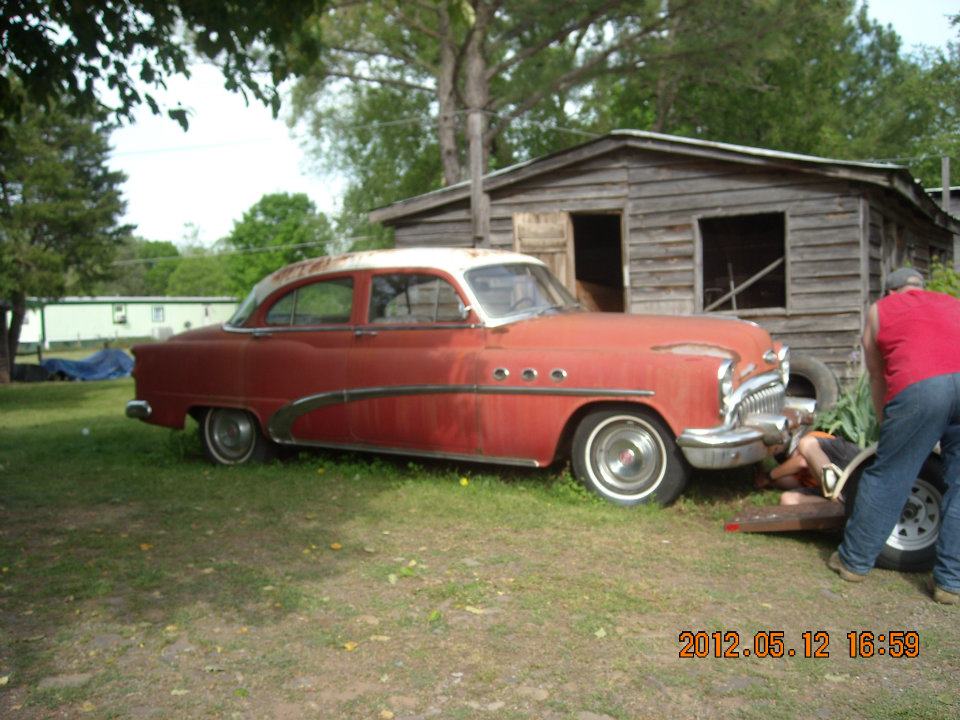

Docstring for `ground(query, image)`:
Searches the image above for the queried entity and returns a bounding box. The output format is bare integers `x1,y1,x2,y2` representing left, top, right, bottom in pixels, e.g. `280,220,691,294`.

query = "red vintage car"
126,248,792,505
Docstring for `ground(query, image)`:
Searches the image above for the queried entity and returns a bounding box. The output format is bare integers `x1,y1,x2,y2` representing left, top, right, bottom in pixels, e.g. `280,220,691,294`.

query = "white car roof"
254,247,544,300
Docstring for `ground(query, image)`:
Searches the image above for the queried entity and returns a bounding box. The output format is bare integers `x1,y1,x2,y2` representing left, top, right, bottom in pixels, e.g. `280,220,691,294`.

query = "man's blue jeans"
839,373,960,591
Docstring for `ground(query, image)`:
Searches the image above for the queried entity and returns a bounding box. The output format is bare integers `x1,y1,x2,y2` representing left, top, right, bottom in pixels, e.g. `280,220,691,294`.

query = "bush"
927,257,960,298
814,374,878,448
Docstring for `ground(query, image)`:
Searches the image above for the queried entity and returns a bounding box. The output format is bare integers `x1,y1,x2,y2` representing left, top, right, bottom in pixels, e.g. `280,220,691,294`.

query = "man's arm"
862,303,886,422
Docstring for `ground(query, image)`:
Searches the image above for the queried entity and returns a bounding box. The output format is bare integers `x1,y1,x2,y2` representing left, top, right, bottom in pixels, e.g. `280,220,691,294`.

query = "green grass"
1,379,958,719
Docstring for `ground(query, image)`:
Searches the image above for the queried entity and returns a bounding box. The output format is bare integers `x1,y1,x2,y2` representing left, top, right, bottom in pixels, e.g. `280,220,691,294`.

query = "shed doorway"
512,211,624,312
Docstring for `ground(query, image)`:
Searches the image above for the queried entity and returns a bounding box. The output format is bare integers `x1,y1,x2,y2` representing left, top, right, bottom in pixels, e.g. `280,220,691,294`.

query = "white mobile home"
15,296,238,349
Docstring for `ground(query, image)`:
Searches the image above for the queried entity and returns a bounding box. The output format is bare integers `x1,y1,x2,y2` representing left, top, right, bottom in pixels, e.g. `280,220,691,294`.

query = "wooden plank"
790,244,861,262
790,258,861,275
511,166,629,191
763,313,860,329
790,227,861,246
628,243,694,261
790,293,862,311
494,197,629,215
629,195,859,227
724,502,846,533
630,298,696,314
627,177,848,205
629,269,694,286
630,168,842,200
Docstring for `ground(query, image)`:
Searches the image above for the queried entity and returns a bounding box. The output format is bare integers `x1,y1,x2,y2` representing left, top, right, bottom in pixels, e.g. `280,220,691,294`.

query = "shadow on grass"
0,385,410,689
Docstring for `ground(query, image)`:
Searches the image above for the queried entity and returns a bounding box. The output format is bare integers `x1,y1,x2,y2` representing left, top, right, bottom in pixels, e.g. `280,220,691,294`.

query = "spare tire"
787,354,839,410
843,454,945,572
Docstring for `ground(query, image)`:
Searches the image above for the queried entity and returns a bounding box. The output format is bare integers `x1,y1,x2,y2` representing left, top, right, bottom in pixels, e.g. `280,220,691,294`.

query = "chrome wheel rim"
207,409,256,463
887,478,942,552
587,415,666,501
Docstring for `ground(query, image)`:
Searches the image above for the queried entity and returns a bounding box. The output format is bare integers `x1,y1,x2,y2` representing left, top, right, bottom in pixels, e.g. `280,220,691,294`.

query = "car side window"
369,274,464,324
265,277,354,326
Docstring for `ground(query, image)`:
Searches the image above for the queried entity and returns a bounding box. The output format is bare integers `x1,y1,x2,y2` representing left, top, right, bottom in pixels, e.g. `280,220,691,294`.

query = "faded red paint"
129,250,783,469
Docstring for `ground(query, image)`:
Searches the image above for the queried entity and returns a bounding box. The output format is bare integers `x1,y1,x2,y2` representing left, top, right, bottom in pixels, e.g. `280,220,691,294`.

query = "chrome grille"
738,384,785,417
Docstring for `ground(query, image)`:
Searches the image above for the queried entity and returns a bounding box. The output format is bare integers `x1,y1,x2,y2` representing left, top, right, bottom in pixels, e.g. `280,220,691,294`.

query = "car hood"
490,311,777,368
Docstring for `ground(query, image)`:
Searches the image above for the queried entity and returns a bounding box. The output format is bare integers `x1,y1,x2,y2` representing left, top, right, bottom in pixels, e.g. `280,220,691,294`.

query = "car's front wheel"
572,407,690,506
200,407,277,465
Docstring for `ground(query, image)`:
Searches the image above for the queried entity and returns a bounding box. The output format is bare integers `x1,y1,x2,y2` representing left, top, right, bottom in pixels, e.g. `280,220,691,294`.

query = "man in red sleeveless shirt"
828,267,960,603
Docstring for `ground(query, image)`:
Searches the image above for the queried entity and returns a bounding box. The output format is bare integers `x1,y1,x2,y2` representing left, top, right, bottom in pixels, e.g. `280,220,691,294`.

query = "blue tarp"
40,348,134,381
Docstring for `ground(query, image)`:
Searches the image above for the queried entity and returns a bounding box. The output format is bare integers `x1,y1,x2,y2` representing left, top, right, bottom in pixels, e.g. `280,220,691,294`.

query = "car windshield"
226,289,258,327
464,263,580,319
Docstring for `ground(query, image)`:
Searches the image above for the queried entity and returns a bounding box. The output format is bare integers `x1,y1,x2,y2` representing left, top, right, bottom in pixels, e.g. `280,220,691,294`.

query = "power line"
112,237,371,266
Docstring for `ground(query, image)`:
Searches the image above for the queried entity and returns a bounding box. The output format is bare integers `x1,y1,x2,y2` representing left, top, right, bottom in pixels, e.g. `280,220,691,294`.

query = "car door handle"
252,330,273,339
354,328,379,337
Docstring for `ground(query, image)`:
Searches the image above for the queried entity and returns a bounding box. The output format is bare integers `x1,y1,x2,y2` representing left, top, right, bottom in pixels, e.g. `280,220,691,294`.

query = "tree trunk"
437,4,462,186
6,292,26,375
0,304,9,384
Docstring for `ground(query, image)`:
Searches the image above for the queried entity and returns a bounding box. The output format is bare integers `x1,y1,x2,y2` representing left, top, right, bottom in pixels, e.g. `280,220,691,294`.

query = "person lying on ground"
756,430,861,505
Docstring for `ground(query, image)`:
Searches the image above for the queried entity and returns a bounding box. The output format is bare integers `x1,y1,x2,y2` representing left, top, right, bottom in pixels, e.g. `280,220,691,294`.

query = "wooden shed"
369,130,960,383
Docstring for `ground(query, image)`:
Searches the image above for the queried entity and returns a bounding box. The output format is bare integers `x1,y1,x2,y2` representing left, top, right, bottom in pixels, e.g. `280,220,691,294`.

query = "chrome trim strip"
268,384,655,442
223,324,356,334
272,438,541,468
223,323,482,335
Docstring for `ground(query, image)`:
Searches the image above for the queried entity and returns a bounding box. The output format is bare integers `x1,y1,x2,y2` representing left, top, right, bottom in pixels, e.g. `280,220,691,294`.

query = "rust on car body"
126,247,792,506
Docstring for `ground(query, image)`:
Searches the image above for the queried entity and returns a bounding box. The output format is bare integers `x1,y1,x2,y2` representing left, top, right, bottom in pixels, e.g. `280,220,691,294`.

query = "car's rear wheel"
572,407,690,506
843,455,945,572
200,407,277,465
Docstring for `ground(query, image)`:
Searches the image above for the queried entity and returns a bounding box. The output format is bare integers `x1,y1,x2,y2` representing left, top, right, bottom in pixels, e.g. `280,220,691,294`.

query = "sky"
107,0,958,248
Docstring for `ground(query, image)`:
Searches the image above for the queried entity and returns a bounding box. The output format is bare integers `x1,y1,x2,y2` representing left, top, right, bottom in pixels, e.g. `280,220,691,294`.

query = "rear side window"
369,274,464,324
265,278,354,326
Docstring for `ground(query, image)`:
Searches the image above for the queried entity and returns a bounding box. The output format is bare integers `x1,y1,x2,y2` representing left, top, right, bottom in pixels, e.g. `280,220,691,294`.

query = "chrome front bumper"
125,400,152,419
677,413,790,469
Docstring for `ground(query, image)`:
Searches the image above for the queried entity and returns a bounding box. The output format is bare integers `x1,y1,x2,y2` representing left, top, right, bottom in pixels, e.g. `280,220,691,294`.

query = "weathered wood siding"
389,145,952,384
622,148,865,376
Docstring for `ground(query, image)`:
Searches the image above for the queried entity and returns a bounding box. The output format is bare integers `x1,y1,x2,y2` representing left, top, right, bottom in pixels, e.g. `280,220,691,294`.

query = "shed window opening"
369,274,464,324
151,306,165,323
699,212,786,311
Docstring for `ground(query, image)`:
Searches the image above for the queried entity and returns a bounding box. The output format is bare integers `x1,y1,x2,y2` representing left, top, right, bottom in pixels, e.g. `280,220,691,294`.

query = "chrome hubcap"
888,479,942,552
590,416,665,498
209,409,254,462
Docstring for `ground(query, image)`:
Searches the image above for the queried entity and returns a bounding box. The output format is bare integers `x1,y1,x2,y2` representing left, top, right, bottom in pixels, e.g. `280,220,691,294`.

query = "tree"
165,247,233,297
223,193,334,294
293,1,800,186
0,98,131,379
291,1,826,244
588,2,959,187
1,1,327,127
93,238,182,296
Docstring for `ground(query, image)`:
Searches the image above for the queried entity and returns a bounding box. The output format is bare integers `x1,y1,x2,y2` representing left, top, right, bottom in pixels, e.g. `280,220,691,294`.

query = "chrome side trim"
268,384,656,442
272,438,541,468
223,323,482,335
223,324,356,334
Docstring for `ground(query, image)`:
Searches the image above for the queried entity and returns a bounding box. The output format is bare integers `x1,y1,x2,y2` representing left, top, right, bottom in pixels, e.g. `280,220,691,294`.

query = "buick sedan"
126,248,792,505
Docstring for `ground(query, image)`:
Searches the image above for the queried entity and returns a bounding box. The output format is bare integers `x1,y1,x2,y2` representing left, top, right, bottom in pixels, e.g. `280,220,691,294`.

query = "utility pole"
945,157,958,271
468,109,490,248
